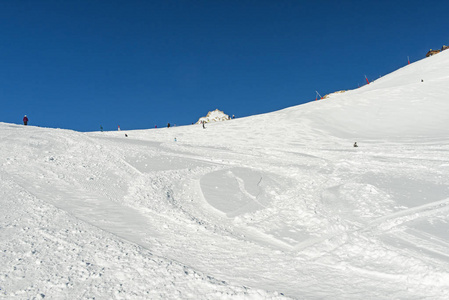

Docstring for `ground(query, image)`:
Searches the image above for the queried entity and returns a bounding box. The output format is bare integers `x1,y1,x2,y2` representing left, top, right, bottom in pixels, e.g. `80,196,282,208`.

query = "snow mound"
196,109,230,124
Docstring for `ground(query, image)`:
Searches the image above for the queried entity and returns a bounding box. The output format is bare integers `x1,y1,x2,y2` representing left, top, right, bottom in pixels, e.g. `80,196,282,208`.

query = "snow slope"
1,51,449,299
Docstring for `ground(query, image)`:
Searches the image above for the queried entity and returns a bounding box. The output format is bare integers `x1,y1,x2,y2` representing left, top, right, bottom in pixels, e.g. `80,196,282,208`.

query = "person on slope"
202,121,206,129
354,142,358,147
23,115,28,125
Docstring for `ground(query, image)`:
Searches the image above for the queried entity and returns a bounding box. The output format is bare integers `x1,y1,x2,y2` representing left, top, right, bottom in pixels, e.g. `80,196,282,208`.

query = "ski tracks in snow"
3,124,449,299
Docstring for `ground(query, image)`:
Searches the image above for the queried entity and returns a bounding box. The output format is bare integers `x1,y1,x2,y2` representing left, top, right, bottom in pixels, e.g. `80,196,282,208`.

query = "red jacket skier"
23,115,28,125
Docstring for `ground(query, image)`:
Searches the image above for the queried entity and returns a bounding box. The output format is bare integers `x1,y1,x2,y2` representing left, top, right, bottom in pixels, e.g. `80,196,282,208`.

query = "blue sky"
1,0,448,131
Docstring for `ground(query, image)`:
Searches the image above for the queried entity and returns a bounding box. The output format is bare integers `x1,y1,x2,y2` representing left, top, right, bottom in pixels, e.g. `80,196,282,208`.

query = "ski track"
2,127,449,299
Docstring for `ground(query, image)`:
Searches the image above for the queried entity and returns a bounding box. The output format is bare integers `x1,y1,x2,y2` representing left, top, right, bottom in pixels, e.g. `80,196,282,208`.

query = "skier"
23,115,28,125
202,121,206,129
354,142,358,147
167,123,170,128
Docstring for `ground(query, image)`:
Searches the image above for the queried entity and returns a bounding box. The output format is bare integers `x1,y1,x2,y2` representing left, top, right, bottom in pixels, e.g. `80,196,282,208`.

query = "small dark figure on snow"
167,123,170,128
354,142,358,147
202,121,206,129
23,115,28,125
125,134,128,137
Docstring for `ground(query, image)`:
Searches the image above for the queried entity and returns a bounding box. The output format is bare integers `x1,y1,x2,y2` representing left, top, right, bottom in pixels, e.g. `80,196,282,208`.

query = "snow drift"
1,51,449,299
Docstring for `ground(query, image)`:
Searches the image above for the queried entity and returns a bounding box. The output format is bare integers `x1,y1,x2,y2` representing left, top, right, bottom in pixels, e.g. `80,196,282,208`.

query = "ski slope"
1,51,449,299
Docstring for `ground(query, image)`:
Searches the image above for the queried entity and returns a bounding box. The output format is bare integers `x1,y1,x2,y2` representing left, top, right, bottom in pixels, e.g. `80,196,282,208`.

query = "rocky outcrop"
196,109,230,124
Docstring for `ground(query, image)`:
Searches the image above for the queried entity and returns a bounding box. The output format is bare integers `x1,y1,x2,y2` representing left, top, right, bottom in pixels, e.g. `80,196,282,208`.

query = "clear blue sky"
1,0,448,131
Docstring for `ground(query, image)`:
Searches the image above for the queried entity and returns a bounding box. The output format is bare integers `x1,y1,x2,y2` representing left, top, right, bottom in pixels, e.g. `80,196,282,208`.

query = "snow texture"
1,51,449,299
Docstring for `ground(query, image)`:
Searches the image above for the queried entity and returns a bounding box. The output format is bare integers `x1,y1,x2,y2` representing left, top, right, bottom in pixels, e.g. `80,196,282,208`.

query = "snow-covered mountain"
196,109,230,124
2,51,449,299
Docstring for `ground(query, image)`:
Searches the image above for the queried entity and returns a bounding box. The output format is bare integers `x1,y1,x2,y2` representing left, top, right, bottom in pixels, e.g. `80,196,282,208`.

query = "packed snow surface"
2,51,449,299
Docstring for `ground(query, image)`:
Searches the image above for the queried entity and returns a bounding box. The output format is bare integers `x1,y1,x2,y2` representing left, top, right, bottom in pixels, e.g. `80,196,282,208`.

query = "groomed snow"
1,51,449,299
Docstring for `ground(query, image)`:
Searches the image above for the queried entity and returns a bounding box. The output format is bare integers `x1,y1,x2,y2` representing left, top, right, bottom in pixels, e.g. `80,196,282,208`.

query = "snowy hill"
196,109,230,124
2,51,449,299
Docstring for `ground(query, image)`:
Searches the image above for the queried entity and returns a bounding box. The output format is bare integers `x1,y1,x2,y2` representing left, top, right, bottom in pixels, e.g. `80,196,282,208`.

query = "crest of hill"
4,48,448,146
260,49,449,141
196,109,230,124
99,50,449,147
